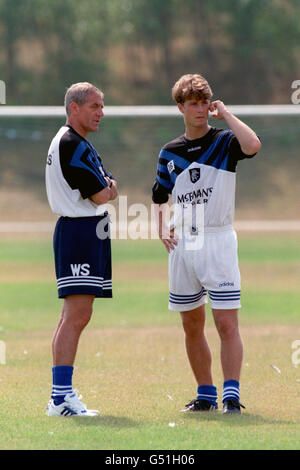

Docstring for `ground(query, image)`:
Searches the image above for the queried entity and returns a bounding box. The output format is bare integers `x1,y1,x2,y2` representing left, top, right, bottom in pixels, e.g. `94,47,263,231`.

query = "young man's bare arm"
154,203,178,253
210,100,261,155
90,178,118,205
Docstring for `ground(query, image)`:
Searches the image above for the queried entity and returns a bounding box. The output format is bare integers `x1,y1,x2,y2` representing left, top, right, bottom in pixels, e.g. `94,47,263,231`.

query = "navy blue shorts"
53,214,112,299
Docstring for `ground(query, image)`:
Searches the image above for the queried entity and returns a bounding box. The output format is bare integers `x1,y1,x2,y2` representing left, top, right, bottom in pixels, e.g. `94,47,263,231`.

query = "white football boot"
46,390,99,417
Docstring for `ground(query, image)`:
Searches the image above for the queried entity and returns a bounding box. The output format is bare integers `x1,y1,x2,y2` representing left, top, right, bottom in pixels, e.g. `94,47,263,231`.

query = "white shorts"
168,225,241,311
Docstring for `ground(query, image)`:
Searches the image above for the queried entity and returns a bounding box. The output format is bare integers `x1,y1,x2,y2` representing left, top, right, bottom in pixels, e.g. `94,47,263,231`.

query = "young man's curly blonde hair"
172,74,213,104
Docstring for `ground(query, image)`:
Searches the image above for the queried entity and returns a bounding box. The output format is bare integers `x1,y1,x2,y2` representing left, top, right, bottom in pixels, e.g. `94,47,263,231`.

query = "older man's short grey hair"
64,82,104,116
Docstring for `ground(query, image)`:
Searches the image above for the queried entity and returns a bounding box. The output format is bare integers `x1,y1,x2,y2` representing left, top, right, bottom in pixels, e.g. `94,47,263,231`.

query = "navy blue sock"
51,366,74,406
223,379,240,403
197,385,218,405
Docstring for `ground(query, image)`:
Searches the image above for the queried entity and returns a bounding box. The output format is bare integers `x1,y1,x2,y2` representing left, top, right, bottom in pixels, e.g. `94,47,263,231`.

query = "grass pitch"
0,233,299,450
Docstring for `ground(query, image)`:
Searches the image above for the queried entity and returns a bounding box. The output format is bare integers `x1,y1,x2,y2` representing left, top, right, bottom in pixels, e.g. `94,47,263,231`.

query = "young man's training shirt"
46,124,112,217
152,126,258,311
152,126,257,227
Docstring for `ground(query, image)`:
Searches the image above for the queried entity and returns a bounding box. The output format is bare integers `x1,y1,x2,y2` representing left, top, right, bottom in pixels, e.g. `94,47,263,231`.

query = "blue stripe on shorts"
208,289,240,301
169,287,207,305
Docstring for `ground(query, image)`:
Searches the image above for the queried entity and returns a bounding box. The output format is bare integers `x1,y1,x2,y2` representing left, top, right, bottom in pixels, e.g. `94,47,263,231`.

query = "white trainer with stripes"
46,390,99,417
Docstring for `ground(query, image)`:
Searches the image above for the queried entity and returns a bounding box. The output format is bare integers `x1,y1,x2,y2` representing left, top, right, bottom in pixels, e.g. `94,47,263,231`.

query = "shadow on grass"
73,415,141,428
182,412,294,426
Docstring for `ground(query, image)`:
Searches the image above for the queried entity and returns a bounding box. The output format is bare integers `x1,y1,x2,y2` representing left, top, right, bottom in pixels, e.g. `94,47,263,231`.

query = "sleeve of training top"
103,167,115,180
152,149,173,204
224,132,260,172
59,137,109,199
228,134,260,161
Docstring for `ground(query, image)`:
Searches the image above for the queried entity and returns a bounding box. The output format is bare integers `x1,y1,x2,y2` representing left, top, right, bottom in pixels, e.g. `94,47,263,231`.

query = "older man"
45,82,117,417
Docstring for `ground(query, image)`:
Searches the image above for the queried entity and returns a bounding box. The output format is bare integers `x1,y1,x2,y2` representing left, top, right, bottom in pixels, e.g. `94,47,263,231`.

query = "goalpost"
0,105,299,234
0,104,299,117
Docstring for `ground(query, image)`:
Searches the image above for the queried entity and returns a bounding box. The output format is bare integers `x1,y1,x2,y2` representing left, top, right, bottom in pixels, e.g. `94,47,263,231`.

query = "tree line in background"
1,0,300,106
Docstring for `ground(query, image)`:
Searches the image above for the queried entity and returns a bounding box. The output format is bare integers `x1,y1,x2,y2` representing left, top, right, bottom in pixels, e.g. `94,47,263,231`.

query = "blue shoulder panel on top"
70,141,107,185
159,149,191,171
196,131,232,170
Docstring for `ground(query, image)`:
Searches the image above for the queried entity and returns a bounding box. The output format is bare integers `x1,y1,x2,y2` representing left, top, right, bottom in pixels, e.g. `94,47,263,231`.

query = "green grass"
237,233,300,263
0,234,299,450
0,233,299,263
0,239,53,262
